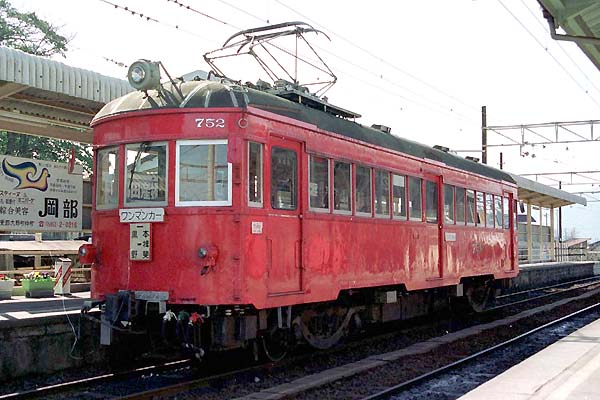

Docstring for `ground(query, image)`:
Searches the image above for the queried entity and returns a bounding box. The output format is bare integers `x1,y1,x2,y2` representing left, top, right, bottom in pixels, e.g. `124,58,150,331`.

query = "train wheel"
261,326,289,362
297,306,355,350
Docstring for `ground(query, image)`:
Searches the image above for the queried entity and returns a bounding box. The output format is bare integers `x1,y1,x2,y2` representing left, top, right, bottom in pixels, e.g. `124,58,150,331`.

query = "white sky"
12,0,600,241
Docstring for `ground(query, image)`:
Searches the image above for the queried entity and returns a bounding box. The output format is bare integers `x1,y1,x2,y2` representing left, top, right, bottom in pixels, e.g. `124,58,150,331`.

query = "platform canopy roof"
0,46,132,144
539,0,600,71
509,172,587,208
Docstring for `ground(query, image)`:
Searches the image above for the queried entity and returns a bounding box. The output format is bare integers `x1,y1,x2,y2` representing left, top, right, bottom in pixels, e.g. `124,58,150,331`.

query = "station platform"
0,291,89,323
459,317,600,400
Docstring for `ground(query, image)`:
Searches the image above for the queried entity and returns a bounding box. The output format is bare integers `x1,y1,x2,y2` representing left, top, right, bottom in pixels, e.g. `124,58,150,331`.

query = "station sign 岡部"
0,155,83,232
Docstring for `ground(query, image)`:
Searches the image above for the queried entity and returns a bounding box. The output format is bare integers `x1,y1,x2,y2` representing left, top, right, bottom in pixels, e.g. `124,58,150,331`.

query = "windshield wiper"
128,142,149,194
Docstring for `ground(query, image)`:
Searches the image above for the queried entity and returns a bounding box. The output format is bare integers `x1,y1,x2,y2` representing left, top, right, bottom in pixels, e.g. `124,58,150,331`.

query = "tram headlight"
129,65,146,84
127,59,161,91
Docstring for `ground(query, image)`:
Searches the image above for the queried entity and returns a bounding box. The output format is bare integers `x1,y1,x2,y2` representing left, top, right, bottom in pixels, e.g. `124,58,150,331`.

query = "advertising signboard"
0,155,83,232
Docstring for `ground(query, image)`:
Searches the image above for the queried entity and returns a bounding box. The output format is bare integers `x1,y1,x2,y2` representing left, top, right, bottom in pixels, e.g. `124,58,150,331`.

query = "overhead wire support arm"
485,120,600,148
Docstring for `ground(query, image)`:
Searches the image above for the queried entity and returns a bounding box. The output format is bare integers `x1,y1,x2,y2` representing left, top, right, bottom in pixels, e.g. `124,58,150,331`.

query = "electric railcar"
80,58,518,361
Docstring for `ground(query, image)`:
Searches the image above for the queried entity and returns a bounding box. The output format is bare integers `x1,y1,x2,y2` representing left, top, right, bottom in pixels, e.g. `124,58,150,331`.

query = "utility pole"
482,105,487,164
499,152,503,170
558,181,563,243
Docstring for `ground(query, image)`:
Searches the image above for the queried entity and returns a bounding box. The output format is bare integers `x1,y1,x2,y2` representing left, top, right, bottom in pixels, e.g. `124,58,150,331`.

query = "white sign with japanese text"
0,155,83,232
119,208,165,223
130,223,151,261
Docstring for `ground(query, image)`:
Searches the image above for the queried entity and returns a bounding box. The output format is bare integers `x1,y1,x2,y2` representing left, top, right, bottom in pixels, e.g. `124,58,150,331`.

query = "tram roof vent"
433,145,450,153
179,70,209,82
465,156,480,163
371,124,391,134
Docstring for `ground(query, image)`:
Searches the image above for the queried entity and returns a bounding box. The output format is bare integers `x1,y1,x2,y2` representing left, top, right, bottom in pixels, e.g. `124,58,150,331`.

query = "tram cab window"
495,195,503,228
355,166,372,215
476,192,485,226
375,170,390,217
425,180,438,224
248,142,263,207
456,187,466,225
392,174,407,219
333,161,351,213
271,147,297,210
125,142,167,206
466,190,476,225
309,155,329,211
408,177,422,221
486,194,495,228
96,147,119,209
176,140,231,206
444,184,455,224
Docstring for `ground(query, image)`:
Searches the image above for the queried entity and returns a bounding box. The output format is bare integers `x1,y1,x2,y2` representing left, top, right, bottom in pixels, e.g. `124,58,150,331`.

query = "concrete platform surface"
459,317,600,400
0,291,89,323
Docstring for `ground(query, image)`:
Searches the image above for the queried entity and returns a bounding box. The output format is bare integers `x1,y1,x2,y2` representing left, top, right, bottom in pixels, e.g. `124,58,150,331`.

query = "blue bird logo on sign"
1,159,50,191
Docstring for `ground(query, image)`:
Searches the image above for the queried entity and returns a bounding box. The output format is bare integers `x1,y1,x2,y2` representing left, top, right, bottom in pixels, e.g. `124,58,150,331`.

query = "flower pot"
22,279,55,298
0,280,14,300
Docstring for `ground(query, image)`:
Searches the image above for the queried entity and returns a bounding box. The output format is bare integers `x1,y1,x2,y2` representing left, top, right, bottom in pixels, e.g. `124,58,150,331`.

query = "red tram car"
81,25,518,360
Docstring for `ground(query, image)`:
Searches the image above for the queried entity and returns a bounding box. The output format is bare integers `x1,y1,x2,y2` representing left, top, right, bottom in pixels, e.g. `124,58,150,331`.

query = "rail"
361,302,600,400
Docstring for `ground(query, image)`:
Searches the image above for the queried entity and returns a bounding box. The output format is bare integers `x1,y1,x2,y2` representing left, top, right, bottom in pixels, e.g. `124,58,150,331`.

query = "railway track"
362,302,600,400
491,275,600,310
0,359,192,400
4,277,600,400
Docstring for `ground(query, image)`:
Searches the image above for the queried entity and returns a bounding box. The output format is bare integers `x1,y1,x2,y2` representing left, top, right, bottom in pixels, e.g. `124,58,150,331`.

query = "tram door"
505,191,516,271
267,137,303,294
424,175,443,279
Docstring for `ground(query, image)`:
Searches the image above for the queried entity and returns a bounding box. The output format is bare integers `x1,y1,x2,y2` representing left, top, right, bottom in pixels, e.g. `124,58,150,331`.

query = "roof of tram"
0,46,132,144
0,45,588,209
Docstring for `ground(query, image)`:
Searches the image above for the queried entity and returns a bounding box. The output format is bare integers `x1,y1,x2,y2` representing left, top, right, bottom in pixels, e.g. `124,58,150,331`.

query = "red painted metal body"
91,106,518,310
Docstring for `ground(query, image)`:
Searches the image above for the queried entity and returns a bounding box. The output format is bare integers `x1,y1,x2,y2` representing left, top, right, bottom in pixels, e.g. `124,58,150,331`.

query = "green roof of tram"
95,80,516,185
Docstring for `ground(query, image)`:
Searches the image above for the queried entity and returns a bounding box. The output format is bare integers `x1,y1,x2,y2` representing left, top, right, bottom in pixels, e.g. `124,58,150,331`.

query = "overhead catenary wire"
97,0,217,43
196,1,479,123
164,0,232,27
497,0,600,110
214,0,269,25
144,1,478,124
274,0,480,114
518,0,600,97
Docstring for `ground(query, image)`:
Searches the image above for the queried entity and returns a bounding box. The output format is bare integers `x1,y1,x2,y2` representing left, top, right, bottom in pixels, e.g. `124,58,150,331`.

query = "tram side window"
425,180,438,224
271,147,297,210
375,170,390,217
176,140,230,205
486,193,494,228
409,177,422,221
309,155,329,211
392,174,407,219
125,142,167,206
355,166,372,215
495,195,503,228
248,142,263,206
96,147,119,209
466,189,476,225
334,161,351,213
477,192,485,226
503,197,510,229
